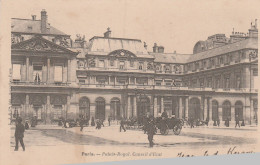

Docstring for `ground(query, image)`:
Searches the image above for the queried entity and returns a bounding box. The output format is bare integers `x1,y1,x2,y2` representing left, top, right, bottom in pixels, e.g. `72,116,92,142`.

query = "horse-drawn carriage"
154,117,184,135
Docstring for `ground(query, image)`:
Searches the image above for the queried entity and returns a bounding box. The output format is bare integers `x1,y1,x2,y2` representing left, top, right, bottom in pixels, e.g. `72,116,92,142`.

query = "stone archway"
79,97,90,118
212,100,219,121
95,97,105,120
188,97,201,120
222,100,231,121
110,97,121,120
235,101,243,121
137,96,150,118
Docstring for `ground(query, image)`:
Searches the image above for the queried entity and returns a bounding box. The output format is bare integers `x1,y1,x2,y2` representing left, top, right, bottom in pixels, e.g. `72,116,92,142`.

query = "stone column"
25,94,29,119
250,99,254,125
26,57,29,82
46,95,51,124
179,97,183,119
108,76,111,85
161,96,164,112
134,77,137,84
105,103,110,121
66,95,70,119
203,97,208,120
154,96,158,117
185,97,189,119
219,106,223,122
90,103,96,119
127,96,131,119
67,59,71,83
231,105,235,124
208,97,212,124
133,96,137,117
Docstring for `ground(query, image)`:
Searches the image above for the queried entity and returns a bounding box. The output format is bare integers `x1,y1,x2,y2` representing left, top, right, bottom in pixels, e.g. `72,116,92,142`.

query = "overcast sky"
4,0,260,54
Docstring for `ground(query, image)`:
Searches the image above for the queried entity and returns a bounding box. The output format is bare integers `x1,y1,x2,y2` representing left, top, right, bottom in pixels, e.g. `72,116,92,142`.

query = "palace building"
10,10,258,125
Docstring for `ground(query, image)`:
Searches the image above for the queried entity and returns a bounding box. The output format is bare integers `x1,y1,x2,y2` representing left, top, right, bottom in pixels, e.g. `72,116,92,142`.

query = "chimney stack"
41,9,47,33
32,15,36,20
158,46,164,53
144,42,147,49
153,43,158,53
104,27,111,38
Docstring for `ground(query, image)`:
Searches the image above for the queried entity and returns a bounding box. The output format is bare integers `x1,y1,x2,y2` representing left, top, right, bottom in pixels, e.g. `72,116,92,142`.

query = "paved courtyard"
10,123,258,149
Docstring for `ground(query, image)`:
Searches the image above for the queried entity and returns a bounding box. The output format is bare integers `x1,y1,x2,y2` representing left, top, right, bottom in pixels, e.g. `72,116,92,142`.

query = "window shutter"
54,66,63,82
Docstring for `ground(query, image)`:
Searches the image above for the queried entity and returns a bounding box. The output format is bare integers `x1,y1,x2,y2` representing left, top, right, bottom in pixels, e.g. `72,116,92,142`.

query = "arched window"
222,101,231,121
95,97,105,120
235,101,243,121
188,97,201,120
110,98,120,120
79,97,90,118
212,100,219,120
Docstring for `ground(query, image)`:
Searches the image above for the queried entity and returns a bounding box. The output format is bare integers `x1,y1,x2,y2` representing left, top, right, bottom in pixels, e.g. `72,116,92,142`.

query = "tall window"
138,62,143,70
130,60,134,67
33,65,42,83
119,61,125,70
12,64,21,81
54,65,63,82
236,75,241,89
53,105,62,119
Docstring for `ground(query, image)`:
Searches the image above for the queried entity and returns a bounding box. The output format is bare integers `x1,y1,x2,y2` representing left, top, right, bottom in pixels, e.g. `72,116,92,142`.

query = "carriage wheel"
173,125,182,135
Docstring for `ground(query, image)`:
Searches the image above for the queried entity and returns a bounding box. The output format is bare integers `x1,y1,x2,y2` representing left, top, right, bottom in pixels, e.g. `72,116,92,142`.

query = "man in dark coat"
120,118,126,132
80,116,84,131
146,119,157,147
14,117,25,151
235,115,240,128
108,116,111,126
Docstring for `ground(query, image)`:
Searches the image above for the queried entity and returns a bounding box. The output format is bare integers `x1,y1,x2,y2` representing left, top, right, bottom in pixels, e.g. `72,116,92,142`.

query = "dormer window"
138,62,143,70
130,60,134,67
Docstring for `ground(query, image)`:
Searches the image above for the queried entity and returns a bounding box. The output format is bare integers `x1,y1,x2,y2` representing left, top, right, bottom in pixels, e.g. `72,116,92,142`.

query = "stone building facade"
10,10,258,125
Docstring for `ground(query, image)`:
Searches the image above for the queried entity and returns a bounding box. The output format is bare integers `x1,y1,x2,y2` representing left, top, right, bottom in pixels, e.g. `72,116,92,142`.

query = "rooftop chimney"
153,43,158,53
104,27,111,38
144,42,147,50
158,46,164,53
32,15,36,20
41,9,47,33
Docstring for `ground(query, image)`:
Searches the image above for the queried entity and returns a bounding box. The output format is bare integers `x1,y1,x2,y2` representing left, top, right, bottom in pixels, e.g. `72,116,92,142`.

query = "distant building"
10,10,258,126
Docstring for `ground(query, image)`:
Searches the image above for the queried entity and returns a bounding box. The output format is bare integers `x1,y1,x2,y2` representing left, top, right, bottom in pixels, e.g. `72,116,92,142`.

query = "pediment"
108,49,136,58
11,36,77,55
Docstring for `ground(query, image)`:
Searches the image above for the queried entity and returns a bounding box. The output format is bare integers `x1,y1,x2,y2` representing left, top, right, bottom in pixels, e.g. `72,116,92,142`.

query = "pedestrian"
96,119,101,129
190,117,194,128
91,116,95,126
101,119,105,127
80,117,84,131
14,117,25,151
146,119,157,147
217,118,220,127
108,116,111,126
120,118,126,132
25,120,30,130
235,115,240,128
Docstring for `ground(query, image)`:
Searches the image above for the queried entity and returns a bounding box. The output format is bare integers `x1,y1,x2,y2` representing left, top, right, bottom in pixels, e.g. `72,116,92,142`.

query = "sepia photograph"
0,0,259,164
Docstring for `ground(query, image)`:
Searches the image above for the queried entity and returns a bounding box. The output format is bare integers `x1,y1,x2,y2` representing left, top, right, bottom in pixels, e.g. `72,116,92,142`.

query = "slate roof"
11,18,69,36
87,36,152,58
150,52,192,64
187,38,258,63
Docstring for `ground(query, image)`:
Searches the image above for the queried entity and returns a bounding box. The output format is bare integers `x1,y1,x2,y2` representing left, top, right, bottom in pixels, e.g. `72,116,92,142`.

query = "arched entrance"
212,100,219,120
95,97,105,120
79,97,90,118
110,97,121,120
188,97,201,120
137,96,150,117
235,101,243,121
222,100,231,121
